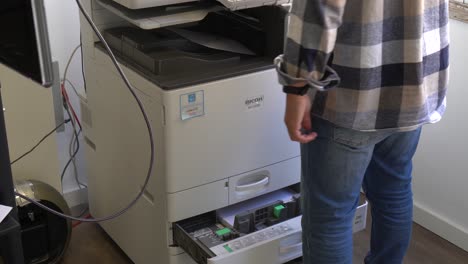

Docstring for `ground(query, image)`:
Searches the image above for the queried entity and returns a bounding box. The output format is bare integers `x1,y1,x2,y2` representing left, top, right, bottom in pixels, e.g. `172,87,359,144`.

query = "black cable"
72,129,87,188
80,34,87,92
62,44,87,189
67,111,86,189
61,106,80,185
62,129,83,186
10,119,71,165
63,103,88,214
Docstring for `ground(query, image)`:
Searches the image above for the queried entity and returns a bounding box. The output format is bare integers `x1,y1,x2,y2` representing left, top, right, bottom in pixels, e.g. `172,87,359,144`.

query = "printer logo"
188,93,197,103
245,95,264,110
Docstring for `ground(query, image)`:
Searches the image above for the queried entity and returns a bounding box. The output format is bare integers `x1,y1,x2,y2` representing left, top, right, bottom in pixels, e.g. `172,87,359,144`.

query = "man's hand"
284,94,318,143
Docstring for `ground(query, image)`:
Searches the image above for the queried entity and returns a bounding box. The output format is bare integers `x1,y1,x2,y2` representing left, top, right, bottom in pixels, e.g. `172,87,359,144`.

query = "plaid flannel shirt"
276,0,450,131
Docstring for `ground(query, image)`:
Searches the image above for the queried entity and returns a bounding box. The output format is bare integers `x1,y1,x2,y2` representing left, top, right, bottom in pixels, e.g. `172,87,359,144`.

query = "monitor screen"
0,0,53,87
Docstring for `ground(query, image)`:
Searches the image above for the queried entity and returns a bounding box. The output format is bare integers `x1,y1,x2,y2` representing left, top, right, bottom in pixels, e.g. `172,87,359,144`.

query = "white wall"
44,0,88,197
413,19,468,251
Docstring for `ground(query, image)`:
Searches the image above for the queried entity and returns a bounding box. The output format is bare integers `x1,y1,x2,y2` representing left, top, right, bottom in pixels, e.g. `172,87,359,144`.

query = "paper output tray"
100,0,291,13
216,0,290,11
103,27,245,76
96,0,292,30
96,0,223,29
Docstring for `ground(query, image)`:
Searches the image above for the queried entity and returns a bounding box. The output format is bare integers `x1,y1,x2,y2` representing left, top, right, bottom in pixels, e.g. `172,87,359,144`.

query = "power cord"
61,44,86,190
80,34,88,92
10,119,71,165
63,79,85,103
59,39,87,212
14,0,155,223
60,104,84,188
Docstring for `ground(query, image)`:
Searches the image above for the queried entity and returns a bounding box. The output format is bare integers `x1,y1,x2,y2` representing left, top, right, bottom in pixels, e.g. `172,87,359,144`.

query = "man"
275,0,449,263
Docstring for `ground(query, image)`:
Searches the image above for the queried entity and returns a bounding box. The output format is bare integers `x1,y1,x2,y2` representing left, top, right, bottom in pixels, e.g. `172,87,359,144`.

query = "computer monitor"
0,0,54,87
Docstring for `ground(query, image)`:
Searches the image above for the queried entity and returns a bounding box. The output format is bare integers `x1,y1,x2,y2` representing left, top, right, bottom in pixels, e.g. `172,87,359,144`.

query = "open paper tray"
96,0,224,29
173,197,368,264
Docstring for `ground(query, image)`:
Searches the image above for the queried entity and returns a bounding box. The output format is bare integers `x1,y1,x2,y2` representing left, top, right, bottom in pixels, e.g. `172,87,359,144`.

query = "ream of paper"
169,28,256,56
217,189,295,227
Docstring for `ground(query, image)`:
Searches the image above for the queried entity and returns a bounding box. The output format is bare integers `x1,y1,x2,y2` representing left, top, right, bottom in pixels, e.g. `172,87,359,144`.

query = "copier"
78,0,368,263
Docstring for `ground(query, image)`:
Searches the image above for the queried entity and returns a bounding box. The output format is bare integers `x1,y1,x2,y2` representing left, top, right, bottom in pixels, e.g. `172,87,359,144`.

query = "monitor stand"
0,82,25,264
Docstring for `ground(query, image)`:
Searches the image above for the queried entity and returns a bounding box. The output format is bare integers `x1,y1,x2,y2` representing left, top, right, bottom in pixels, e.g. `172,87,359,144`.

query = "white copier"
78,0,368,263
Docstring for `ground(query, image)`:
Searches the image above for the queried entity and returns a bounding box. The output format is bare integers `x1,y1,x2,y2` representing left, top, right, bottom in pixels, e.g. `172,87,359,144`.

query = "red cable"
62,83,81,128
72,213,92,228
61,83,82,129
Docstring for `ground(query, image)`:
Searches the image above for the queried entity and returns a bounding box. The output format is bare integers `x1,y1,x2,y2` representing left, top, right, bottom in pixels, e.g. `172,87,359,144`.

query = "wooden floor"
61,211,468,264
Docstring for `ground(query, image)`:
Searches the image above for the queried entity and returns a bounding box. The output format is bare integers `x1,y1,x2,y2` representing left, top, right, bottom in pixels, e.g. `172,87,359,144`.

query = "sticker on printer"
180,91,204,121
245,95,264,111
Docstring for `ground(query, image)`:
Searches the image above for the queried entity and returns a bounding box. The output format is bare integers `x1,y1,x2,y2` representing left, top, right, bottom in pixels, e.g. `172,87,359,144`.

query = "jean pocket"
332,125,375,149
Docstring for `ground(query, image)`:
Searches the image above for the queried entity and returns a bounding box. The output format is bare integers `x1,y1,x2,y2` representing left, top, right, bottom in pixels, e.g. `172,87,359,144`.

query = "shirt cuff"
274,55,341,91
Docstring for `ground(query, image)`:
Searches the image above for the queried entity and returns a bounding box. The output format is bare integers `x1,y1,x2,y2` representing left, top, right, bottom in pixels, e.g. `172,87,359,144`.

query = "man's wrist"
283,85,309,96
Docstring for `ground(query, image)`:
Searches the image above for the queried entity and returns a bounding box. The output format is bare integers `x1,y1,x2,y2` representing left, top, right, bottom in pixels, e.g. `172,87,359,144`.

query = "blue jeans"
301,117,422,264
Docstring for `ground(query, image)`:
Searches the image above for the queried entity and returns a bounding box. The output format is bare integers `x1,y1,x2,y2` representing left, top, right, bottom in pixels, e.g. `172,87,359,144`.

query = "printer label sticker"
181,91,204,120
245,95,264,111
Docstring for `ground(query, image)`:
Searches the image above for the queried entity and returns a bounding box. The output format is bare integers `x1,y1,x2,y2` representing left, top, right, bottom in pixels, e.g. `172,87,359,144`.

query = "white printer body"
79,1,368,263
